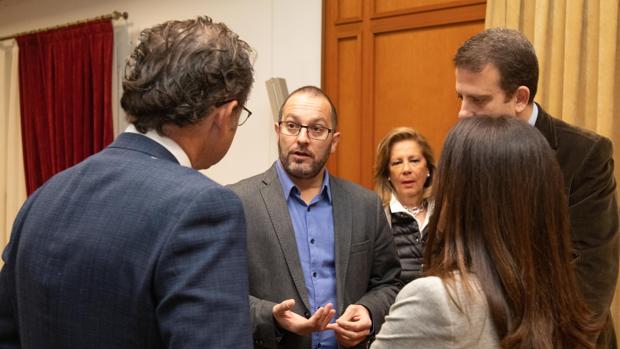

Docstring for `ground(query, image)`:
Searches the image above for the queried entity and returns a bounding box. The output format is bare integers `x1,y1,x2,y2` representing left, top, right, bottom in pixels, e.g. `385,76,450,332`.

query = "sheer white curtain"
0,39,26,265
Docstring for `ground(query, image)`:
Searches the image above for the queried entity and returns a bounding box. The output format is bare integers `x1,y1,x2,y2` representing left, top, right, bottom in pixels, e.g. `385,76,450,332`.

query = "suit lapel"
259,165,311,310
330,176,352,314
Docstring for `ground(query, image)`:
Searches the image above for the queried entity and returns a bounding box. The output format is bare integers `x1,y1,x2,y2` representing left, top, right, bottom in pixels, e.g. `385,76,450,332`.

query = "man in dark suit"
454,27,619,348
230,86,401,349
0,16,255,348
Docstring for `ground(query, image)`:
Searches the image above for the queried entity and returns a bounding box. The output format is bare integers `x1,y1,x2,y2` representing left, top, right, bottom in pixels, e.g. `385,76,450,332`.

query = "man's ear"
214,100,239,129
274,121,280,135
330,131,340,154
514,86,530,114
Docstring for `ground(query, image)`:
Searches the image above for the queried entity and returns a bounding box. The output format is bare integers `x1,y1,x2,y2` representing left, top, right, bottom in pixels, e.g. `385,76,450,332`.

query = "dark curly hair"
454,28,538,104
121,16,255,133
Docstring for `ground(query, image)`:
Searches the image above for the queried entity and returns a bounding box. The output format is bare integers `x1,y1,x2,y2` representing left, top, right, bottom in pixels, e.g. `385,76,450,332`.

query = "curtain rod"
0,10,129,42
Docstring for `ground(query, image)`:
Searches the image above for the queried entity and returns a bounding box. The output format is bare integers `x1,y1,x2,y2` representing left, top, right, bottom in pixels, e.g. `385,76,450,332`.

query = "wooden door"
323,0,486,188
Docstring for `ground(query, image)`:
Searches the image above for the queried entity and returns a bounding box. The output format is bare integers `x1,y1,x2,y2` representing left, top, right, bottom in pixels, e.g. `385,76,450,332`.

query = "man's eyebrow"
461,92,490,99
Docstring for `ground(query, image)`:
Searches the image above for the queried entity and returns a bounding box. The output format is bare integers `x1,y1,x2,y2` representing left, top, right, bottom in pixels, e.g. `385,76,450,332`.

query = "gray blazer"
230,163,402,349
372,274,499,349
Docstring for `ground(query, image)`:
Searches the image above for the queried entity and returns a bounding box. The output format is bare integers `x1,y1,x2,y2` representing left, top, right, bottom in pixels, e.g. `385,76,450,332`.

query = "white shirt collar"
124,125,192,168
528,103,539,126
389,194,410,215
389,194,432,231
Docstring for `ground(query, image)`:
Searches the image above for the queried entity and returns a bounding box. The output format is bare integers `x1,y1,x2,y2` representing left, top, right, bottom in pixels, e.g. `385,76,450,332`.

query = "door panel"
323,0,485,188
336,36,362,183
337,0,363,21
373,22,483,158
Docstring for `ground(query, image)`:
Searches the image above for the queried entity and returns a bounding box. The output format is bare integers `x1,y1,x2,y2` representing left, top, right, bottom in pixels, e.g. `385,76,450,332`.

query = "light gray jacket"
371,273,499,349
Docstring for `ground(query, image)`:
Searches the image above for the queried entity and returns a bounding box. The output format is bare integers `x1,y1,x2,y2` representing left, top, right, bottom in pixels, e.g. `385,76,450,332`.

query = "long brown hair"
374,127,435,206
425,116,598,348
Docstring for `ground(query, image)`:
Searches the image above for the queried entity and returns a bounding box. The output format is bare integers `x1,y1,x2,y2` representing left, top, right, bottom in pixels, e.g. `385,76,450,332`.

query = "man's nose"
296,127,310,143
458,103,474,118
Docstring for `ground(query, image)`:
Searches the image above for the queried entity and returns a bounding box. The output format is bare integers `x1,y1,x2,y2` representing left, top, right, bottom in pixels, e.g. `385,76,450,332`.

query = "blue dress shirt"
275,161,338,349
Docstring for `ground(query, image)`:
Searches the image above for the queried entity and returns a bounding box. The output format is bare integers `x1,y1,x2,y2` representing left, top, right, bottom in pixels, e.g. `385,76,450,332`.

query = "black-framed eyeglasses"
216,100,252,126
237,106,252,126
278,121,333,140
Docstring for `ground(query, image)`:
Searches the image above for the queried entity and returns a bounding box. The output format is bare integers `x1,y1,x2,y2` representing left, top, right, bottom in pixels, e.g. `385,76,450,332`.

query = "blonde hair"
373,127,435,206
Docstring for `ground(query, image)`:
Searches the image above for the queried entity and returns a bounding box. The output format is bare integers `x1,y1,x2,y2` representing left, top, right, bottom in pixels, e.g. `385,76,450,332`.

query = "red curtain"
17,20,114,195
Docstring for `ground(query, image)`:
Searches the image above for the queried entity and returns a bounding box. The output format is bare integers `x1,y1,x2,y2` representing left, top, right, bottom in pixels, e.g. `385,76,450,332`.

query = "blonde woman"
374,127,435,284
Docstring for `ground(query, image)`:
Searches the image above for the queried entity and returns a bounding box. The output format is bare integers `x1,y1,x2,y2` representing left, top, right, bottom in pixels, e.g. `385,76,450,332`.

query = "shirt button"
310,238,315,244
312,272,317,278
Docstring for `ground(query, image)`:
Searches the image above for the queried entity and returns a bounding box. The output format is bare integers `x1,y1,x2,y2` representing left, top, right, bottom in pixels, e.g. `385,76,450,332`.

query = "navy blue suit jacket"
0,133,252,348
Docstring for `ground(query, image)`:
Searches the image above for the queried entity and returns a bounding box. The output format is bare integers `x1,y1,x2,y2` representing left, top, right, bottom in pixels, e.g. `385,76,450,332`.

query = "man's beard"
278,143,330,180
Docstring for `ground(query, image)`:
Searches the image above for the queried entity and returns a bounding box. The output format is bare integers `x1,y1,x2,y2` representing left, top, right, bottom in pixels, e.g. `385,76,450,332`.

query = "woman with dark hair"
372,116,598,349
374,127,435,284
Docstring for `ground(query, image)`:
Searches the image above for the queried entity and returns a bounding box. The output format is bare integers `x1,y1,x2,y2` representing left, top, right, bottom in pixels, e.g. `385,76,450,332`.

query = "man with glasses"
0,16,254,348
230,86,401,349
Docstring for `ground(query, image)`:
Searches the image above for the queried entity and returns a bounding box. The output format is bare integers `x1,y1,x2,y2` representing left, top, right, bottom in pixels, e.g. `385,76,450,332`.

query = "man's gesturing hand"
272,299,336,336
326,304,371,347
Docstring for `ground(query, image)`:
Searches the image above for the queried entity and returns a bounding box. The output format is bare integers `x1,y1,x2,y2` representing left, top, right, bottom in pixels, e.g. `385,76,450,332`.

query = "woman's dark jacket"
388,210,428,284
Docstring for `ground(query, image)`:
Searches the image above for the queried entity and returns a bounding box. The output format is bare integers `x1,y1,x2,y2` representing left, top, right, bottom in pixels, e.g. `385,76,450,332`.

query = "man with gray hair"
0,16,255,348
454,27,618,348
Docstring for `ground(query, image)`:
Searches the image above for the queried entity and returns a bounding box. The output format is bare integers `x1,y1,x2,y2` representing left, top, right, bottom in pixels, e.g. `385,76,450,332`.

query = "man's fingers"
273,299,295,316
325,323,337,331
332,329,366,348
309,308,332,329
308,304,334,325
335,328,369,348
336,318,370,332
319,303,334,327
313,304,332,330
327,307,370,348
332,324,359,338
308,306,325,322
335,304,371,331
338,306,353,320
319,309,336,329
